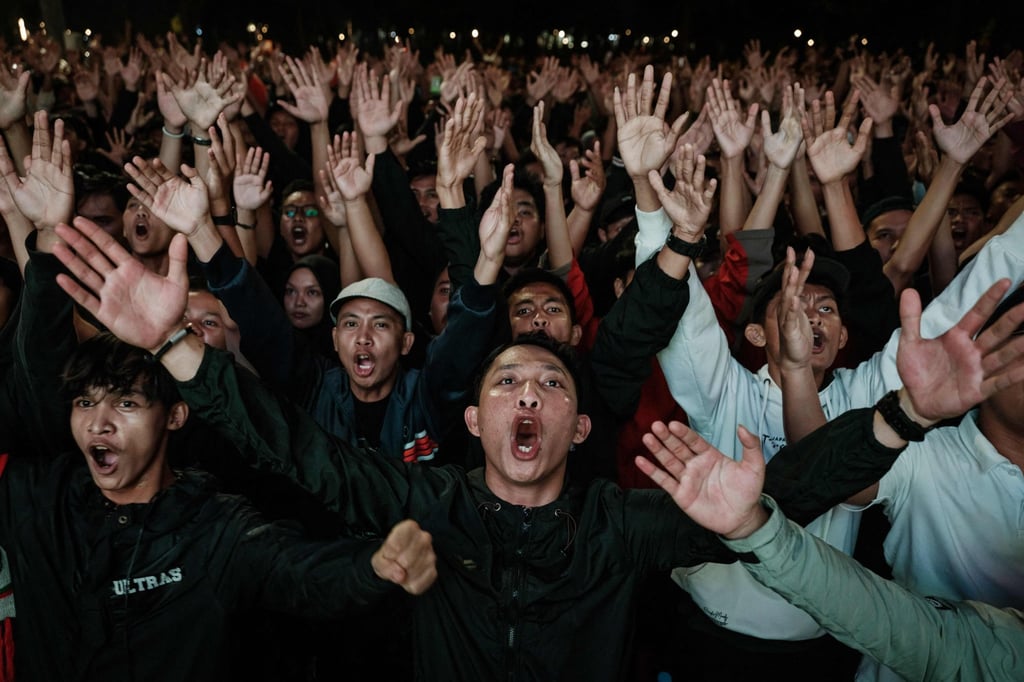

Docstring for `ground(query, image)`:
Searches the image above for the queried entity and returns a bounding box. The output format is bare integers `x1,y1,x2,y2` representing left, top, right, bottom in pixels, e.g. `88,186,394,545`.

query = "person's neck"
350,378,397,404
100,464,177,506
977,406,1024,471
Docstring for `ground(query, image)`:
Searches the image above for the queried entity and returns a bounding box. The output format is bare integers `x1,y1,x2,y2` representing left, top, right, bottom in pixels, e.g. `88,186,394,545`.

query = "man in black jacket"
51,217,915,681
0,231,437,681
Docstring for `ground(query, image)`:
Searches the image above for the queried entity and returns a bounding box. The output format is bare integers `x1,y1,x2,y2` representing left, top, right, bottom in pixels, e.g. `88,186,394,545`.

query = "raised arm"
529,101,572,271
705,77,758,235
614,65,690,212
325,131,392,281
802,90,873,252
884,76,1014,293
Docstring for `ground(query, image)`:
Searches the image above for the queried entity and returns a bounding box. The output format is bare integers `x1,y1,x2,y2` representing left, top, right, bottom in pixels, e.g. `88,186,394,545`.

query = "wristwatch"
875,390,930,442
211,207,238,226
664,232,707,259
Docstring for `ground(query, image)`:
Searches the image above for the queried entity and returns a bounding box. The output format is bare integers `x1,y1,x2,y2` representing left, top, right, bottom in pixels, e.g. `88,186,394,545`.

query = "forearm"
344,196,393,280
779,365,827,443
1,121,30,176
742,164,789,232
718,153,753,236
542,184,573,270
821,180,865,250
158,125,184,172
885,157,962,287
788,156,825,237
566,205,594,256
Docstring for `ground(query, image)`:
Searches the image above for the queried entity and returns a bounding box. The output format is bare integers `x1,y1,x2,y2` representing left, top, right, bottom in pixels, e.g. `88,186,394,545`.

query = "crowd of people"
0,20,1023,681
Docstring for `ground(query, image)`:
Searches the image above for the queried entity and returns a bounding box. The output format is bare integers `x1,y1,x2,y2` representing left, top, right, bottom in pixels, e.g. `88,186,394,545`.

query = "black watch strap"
664,232,707,259
875,390,929,442
211,208,237,226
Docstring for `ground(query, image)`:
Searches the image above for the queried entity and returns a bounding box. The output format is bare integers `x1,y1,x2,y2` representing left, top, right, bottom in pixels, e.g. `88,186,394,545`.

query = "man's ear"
400,331,415,356
166,402,189,431
744,322,767,348
569,323,583,347
464,405,480,437
613,276,626,299
573,414,592,444
838,324,848,350
331,326,340,353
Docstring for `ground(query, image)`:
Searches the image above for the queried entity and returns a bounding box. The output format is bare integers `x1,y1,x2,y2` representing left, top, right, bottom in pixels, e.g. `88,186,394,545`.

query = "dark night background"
1,1,1021,60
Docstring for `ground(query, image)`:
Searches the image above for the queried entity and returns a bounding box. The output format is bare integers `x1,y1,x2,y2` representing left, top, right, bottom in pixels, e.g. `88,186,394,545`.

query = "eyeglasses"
282,205,320,219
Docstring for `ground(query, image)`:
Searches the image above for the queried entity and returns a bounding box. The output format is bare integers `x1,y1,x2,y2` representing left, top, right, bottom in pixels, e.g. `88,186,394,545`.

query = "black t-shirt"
353,395,389,450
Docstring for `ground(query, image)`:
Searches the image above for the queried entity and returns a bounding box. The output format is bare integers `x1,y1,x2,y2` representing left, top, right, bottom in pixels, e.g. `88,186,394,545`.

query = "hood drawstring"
553,509,577,556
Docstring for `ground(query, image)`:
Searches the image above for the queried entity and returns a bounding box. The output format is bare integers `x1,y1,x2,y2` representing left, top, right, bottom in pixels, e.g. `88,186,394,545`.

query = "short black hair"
61,333,181,408
478,166,546,223
502,267,578,325
74,164,130,212
472,332,582,404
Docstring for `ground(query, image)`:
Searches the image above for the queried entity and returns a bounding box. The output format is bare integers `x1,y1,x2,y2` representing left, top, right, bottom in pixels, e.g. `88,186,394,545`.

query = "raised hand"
352,63,402,142
165,60,243,130
929,76,1015,165
98,127,135,167
326,131,374,201
801,90,872,184
852,72,899,130
277,54,329,124
476,163,515,281
776,248,815,372
530,101,563,187
53,218,190,351
676,104,714,157
0,110,73,230
233,146,273,211
762,84,803,169
614,65,690,179
637,420,767,539
525,56,559,104
705,77,759,159
436,93,487,191
123,156,211,236
896,280,1024,424
569,141,606,213
647,143,717,241
370,519,437,596
0,70,29,130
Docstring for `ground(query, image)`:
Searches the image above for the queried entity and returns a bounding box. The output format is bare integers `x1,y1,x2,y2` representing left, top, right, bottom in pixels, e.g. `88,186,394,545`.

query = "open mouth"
89,445,118,474
811,331,824,352
134,223,149,239
513,417,539,459
507,227,521,244
291,226,307,245
353,353,374,377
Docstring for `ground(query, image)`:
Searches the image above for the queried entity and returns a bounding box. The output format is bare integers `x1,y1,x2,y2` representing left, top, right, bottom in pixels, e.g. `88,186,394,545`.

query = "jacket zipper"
505,506,533,681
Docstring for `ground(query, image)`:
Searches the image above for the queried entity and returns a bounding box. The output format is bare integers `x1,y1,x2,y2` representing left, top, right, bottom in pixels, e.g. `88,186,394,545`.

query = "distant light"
642,35,650,45
247,23,256,33
663,36,670,44
671,29,679,38
558,30,565,38
608,33,619,43
338,33,345,41
407,27,415,36
624,29,632,36
84,28,92,37
561,37,569,46
807,39,815,47
18,18,28,41
581,40,589,48
449,31,456,39
195,27,203,37
793,28,802,38
389,31,396,38
472,29,479,38
860,37,868,46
